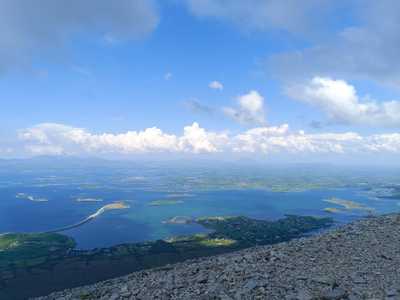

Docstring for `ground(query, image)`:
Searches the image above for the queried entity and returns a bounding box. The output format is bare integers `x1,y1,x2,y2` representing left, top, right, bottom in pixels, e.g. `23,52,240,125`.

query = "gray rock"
34,214,400,300
386,289,398,297
109,293,119,300
295,289,313,300
242,279,258,291
320,288,347,299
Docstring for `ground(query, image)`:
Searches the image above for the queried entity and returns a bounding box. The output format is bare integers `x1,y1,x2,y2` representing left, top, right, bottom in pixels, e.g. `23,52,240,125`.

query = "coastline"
36,213,400,299
1,215,330,300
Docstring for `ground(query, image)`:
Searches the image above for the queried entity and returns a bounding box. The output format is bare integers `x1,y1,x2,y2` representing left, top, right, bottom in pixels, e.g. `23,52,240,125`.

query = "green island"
323,197,374,213
0,215,332,299
149,199,184,206
323,207,342,214
162,216,193,224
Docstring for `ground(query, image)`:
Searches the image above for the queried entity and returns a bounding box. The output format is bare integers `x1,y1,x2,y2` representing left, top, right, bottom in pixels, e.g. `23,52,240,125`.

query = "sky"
1,0,400,163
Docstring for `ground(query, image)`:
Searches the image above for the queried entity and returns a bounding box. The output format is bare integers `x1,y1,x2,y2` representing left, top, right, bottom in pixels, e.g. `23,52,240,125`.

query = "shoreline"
36,213,400,299
1,214,330,300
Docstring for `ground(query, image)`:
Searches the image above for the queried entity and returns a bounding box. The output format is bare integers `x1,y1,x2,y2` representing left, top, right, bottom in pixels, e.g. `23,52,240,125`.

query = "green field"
0,233,75,268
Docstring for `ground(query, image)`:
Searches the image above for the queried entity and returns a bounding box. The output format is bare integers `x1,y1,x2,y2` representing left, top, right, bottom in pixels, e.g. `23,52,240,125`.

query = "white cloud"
287,77,400,127
209,81,223,90
364,133,400,153
19,123,179,154
223,90,266,125
232,125,363,154
17,122,400,158
179,123,228,153
0,0,159,71
19,122,227,155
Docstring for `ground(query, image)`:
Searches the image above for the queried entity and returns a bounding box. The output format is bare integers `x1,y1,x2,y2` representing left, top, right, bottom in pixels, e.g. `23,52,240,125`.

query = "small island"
166,193,195,198
90,201,130,216
323,207,342,213
16,193,48,202
75,198,103,203
162,216,194,224
323,197,374,213
149,199,184,206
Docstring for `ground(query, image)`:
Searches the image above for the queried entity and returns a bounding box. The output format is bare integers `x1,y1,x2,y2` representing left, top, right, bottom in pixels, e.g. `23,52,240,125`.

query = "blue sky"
1,0,400,161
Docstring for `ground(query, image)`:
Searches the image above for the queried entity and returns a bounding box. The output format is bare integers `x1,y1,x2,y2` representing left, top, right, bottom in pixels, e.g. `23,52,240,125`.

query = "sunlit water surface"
1,184,398,249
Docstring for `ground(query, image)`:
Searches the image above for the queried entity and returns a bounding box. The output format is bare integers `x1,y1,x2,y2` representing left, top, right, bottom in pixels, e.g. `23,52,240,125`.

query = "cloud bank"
17,122,400,157
19,123,228,155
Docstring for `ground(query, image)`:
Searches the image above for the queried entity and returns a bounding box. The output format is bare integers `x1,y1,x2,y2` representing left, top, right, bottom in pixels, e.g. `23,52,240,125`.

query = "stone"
34,214,400,300
295,289,313,300
386,289,398,297
242,279,258,291
320,288,347,300
109,293,120,300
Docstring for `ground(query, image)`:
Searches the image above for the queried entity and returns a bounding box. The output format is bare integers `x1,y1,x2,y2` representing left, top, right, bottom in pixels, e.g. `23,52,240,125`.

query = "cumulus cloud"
209,81,223,90
19,122,226,155
232,124,364,154
287,77,400,127
17,122,400,157
19,123,177,154
0,0,159,70
223,90,266,125
178,123,228,153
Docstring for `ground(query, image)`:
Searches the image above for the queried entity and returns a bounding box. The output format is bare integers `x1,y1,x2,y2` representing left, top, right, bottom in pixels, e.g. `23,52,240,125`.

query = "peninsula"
45,201,130,233
37,214,400,300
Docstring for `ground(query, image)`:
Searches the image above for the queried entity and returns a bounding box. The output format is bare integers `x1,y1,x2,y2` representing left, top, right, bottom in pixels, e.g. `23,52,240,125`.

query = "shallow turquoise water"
1,184,399,249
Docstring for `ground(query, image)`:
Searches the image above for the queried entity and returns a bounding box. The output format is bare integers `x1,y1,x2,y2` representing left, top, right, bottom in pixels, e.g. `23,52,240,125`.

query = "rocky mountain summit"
36,214,400,299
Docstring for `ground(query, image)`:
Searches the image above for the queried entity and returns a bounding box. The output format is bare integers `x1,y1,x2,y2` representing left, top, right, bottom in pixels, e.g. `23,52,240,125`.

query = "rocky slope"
36,214,400,299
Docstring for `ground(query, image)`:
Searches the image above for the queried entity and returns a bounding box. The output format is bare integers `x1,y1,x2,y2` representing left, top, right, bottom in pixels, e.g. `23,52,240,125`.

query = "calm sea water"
1,185,399,249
